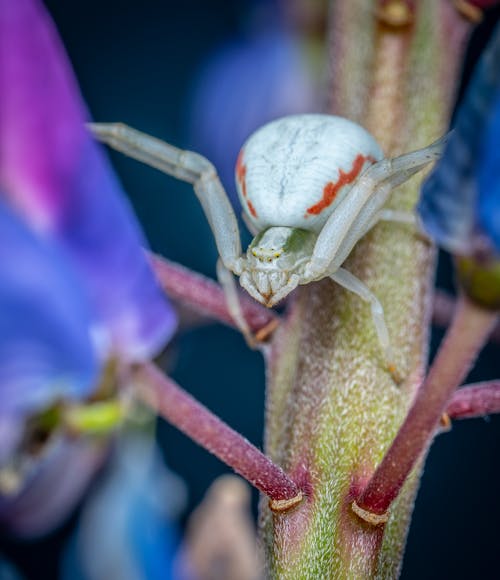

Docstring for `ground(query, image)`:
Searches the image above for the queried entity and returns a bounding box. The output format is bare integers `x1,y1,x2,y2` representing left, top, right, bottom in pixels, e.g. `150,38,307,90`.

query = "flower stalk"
259,1,470,577
446,380,500,420
355,295,498,517
133,363,301,504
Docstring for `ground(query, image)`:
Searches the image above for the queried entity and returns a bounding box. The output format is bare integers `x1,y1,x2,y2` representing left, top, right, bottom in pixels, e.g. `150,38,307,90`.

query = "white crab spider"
91,114,445,376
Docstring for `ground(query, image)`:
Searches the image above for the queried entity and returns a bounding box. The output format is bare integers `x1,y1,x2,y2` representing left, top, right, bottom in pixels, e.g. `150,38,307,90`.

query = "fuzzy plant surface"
259,1,472,577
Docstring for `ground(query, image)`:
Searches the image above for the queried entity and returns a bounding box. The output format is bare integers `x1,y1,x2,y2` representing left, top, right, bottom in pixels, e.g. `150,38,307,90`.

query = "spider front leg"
305,133,448,280
216,259,262,349
90,123,269,345
301,134,448,380
89,123,242,273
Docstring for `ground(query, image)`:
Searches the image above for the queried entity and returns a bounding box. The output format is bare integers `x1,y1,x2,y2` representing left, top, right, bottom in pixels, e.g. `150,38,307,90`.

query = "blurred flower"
418,24,500,260
0,434,108,537
477,74,500,252
176,475,261,580
62,434,185,580
187,1,320,212
0,204,97,418
0,0,177,420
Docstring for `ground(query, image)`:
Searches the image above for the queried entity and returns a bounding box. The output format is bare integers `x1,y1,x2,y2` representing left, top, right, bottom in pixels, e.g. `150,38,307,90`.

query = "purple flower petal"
0,0,176,360
418,25,500,257
0,416,24,466
0,201,98,415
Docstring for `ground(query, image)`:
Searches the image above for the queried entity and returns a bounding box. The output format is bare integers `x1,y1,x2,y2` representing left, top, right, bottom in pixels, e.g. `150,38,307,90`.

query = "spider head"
240,227,316,306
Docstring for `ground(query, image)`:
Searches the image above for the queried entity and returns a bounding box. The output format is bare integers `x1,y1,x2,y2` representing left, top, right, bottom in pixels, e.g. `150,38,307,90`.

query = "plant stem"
133,362,301,503
356,296,498,516
150,254,279,341
433,289,500,342
446,380,500,420
260,1,469,576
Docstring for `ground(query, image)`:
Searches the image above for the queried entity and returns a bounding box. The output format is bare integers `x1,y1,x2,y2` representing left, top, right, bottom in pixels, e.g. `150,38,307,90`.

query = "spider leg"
330,268,400,382
374,209,416,226
304,134,448,280
304,180,393,280
366,132,449,190
370,209,432,243
216,259,257,348
89,123,242,272
241,211,259,236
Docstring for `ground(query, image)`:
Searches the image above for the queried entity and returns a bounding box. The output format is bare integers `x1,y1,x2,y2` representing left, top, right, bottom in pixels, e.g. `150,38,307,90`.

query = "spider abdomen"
235,114,384,233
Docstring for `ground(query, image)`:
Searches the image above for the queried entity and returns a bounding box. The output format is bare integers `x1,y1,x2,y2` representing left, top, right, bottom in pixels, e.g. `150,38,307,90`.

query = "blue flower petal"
478,90,500,252
0,201,99,415
62,436,182,579
418,25,500,257
0,0,176,360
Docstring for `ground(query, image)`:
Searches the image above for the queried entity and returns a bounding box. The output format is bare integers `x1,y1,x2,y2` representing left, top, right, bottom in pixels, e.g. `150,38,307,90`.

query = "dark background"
3,1,500,578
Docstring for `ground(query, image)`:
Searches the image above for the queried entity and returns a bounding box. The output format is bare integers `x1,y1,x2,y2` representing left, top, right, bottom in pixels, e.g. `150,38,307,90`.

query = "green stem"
259,1,469,577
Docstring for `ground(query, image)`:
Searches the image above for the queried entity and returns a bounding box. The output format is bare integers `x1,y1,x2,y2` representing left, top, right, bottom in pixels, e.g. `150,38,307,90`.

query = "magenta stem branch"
356,295,498,516
150,254,279,339
446,380,500,420
133,362,301,502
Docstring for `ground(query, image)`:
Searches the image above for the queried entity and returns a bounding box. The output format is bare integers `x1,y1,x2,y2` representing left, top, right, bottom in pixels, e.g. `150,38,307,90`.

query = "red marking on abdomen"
306,154,377,216
236,149,248,198
247,200,258,218
237,150,256,217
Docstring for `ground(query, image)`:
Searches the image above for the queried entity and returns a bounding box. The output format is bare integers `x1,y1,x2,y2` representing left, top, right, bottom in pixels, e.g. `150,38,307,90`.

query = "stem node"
269,492,304,514
351,501,389,526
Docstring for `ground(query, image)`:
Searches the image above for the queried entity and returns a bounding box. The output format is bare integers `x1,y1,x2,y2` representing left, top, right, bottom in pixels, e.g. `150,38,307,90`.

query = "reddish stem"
150,254,279,339
356,296,498,516
446,380,500,420
433,290,500,343
133,363,301,502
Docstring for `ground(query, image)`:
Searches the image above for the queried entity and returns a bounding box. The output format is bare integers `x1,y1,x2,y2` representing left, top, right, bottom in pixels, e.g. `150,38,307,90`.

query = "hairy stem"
260,1,469,577
133,363,301,502
433,289,500,342
447,380,500,420
356,296,498,516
